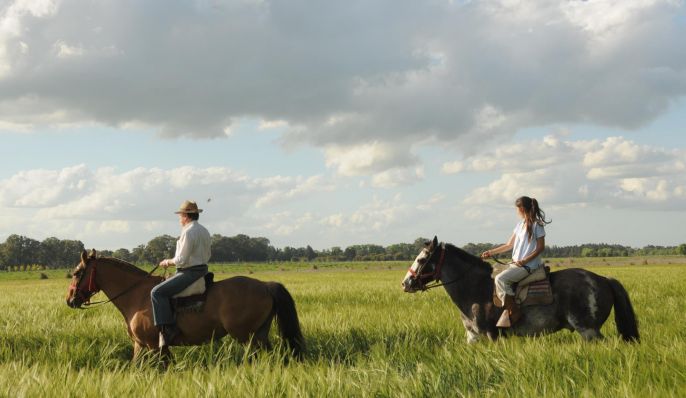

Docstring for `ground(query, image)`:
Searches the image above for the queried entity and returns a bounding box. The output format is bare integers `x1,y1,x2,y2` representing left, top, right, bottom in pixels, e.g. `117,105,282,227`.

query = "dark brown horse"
66,250,305,360
402,237,639,343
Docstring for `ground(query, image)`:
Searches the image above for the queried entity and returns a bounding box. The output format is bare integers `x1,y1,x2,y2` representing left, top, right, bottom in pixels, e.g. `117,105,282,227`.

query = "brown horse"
66,250,305,361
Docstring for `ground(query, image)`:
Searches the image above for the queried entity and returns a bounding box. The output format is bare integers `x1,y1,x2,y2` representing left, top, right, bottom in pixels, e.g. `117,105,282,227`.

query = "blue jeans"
151,265,207,326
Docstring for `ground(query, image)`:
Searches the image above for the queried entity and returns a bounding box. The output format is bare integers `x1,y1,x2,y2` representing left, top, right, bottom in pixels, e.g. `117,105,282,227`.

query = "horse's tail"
267,282,305,358
607,277,639,342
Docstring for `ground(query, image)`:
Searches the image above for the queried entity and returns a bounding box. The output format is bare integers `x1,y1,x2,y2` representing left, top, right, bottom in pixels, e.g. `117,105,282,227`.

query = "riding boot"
496,295,521,328
158,324,180,348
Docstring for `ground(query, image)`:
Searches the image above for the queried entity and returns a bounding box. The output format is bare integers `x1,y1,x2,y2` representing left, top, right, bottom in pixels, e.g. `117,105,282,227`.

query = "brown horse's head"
66,249,100,308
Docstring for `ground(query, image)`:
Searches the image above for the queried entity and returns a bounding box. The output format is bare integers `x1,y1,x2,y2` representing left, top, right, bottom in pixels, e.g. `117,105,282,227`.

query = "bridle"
68,258,160,308
406,243,455,291
68,259,100,305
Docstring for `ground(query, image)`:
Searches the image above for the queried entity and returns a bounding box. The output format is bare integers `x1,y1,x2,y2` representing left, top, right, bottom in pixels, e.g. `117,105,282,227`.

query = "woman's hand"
159,259,171,268
481,250,492,259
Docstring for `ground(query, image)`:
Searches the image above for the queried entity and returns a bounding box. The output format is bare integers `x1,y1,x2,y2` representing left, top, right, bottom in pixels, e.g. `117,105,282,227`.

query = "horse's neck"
95,260,153,317
442,258,494,312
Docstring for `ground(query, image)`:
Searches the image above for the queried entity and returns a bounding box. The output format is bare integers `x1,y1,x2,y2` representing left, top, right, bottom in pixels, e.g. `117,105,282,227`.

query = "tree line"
0,233,685,270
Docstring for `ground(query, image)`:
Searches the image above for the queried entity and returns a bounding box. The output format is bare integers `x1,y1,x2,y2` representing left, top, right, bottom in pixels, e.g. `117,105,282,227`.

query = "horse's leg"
253,315,274,351
132,341,145,362
157,346,173,368
578,328,604,341
465,329,480,344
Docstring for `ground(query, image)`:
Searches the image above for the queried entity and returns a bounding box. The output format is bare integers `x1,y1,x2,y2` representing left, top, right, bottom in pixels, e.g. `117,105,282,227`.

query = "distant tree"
386,243,417,261
211,234,237,262
113,248,133,262
678,244,686,256
144,235,176,264
305,245,317,261
132,244,146,264
1,235,41,267
343,246,357,261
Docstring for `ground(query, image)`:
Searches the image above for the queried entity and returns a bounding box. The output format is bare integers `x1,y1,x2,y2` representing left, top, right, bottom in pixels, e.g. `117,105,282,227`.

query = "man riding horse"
152,200,211,348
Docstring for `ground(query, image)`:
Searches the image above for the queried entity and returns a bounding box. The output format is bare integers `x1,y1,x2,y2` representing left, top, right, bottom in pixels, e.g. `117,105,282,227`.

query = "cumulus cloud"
370,166,425,188
0,0,683,173
456,135,686,210
253,175,334,208
0,164,345,247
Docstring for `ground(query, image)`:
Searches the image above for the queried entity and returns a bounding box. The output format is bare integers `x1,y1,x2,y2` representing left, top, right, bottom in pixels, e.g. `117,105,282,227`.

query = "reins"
409,244,502,291
80,263,161,308
489,255,509,266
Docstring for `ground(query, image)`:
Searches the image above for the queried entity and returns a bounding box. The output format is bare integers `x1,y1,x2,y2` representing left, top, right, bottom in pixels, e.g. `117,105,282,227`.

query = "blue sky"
1,0,685,251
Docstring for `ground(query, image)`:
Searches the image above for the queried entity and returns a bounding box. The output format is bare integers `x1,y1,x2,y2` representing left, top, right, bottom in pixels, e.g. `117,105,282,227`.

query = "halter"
407,243,449,291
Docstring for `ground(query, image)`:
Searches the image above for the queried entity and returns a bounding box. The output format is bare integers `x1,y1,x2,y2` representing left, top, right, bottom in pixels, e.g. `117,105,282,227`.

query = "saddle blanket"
516,279,554,306
171,273,214,313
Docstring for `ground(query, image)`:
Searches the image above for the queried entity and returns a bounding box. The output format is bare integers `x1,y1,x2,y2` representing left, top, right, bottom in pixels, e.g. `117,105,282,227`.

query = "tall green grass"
0,262,684,397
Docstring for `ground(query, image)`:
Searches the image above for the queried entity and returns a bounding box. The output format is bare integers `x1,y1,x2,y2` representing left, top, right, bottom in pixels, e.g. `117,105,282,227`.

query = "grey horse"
401,237,639,343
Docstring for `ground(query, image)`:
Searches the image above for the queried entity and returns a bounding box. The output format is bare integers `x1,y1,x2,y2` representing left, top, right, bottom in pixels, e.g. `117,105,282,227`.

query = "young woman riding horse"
402,236,639,343
481,196,550,327
66,250,305,361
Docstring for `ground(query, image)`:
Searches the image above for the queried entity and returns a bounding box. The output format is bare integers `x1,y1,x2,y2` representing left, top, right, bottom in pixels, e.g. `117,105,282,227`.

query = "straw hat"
174,200,203,214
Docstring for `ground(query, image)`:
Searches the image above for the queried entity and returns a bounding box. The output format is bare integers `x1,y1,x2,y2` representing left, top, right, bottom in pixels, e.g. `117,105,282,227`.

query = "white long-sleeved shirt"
171,221,211,269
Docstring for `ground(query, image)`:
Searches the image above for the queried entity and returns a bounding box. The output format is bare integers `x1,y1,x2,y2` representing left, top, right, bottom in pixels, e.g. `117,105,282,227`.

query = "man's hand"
159,259,172,268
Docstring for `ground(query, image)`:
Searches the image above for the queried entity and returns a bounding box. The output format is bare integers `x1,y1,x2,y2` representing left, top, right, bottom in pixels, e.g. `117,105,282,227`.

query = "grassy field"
0,258,685,397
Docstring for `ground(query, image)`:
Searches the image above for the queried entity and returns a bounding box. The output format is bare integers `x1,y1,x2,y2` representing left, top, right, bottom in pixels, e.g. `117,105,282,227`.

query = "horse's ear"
80,250,88,264
432,236,438,249
89,249,97,259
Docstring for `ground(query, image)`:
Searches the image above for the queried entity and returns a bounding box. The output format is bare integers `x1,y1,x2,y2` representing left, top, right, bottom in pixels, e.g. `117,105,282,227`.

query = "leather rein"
70,260,160,309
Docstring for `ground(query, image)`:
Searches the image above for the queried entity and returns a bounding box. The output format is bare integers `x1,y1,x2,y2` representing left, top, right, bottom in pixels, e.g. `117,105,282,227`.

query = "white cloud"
461,135,686,210
321,213,344,228
0,164,358,248
254,175,334,208
370,166,424,188
0,0,682,174
324,141,418,176
54,40,83,58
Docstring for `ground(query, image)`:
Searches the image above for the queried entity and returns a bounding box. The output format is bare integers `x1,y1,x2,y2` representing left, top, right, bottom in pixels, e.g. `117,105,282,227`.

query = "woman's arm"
481,233,515,258
515,236,545,266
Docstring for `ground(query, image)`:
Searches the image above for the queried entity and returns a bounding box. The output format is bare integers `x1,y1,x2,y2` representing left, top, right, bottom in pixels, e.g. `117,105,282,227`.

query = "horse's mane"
445,243,493,274
97,257,150,276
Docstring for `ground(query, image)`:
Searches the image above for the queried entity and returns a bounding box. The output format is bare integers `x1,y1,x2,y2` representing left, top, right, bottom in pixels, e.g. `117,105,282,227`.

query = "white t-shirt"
172,221,211,269
511,220,545,270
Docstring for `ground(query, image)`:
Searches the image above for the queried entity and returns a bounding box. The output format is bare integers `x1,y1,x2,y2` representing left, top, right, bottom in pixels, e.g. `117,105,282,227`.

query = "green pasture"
0,259,684,397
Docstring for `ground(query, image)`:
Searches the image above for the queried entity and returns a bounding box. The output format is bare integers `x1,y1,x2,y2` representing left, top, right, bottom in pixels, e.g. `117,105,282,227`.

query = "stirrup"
158,325,180,348
496,311,511,328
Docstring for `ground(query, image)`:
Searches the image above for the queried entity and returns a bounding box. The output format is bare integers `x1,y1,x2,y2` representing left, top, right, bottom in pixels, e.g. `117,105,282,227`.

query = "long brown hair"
515,196,551,240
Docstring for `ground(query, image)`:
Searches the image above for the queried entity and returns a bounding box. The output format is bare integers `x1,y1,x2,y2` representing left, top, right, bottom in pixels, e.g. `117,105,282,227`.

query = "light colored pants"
150,265,207,326
494,263,531,303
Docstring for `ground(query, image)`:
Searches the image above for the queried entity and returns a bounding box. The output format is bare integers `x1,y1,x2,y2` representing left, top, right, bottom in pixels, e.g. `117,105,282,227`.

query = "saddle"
171,272,214,313
494,266,554,307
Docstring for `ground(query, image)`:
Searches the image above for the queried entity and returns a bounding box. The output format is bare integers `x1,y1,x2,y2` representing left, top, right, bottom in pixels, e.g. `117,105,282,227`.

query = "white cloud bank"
447,135,686,211
0,0,684,174
0,133,684,250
